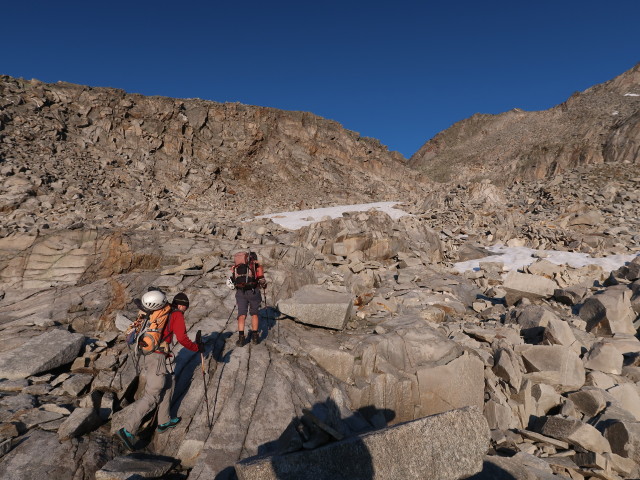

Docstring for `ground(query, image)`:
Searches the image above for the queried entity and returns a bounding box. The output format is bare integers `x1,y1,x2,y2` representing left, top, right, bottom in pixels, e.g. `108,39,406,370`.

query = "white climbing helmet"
141,290,167,311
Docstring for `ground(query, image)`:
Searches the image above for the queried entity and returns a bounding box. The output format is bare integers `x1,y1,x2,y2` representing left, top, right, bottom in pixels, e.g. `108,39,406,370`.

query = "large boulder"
235,406,489,480
518,345,585,392
0,429,109,479
603,420,640,464
542,316,580,354
278,285,353,330
95,453,176,480
0,329,85,380
510,305,557,341
343,318,463,423
57,407,102,441
608,384,640,421
492,347,523,390
584,340,624,374
538,415,611,454
579,287,637,335
416,352,485,417
502,272,556,306
567,388,608,418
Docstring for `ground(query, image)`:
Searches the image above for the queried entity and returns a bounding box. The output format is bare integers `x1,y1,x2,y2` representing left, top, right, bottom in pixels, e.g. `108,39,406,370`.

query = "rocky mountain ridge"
410,63,640,184
0,75,427,237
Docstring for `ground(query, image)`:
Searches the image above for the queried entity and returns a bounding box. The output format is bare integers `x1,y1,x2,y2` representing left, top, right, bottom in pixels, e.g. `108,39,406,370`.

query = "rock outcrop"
235,406,489,480
410,63,640,184
0,75,428,238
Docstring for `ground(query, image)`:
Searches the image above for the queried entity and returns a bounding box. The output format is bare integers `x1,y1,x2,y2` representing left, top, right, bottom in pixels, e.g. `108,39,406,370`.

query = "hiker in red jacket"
116,292,203,451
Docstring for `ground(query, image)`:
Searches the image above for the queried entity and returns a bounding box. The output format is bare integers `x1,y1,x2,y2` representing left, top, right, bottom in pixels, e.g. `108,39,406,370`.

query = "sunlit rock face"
0,74,427,237
410,63,640,184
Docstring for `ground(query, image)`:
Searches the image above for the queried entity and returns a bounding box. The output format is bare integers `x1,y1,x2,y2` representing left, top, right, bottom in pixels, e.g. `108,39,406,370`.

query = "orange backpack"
137,305,172,355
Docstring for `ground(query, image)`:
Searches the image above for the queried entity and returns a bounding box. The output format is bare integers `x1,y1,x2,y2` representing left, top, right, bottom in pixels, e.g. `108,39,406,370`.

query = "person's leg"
123,354,166,434
249,289,261,344
156,368,182,431
156,361,174,426
237,314,246,333
236,290,249,346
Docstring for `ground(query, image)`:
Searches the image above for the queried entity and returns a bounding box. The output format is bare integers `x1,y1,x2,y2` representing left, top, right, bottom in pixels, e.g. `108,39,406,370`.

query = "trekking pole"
196,330,211,429
264,288,280,343
225,304,236,345
226,305,236,329
261,285,271,341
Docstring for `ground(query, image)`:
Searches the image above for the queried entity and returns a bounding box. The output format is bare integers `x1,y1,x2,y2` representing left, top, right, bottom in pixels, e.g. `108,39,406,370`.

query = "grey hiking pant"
123,352,174,434
235,288,262,317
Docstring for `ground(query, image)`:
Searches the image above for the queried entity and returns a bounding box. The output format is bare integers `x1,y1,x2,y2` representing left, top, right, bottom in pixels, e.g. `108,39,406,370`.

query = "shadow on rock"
464,460,518,480
258,306,280,343
97,452,178,479
234,398,396,479
214,466,237,480
171,331,232,416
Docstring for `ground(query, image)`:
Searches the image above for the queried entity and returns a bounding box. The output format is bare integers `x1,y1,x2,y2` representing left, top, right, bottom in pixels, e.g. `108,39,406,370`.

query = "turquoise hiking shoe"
157,417,181,433
116,428,135,451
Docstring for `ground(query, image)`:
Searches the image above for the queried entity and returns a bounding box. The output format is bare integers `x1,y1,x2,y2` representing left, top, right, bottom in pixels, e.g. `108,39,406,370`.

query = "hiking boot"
157,417,181,433
251,331,259,345
236,332,246,347
116,427,135,451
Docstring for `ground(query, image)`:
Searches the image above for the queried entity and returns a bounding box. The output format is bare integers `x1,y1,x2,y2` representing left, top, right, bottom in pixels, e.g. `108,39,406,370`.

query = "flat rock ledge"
235,406,489,480
0,329,85,380
95,453,176,480
278,285,354,330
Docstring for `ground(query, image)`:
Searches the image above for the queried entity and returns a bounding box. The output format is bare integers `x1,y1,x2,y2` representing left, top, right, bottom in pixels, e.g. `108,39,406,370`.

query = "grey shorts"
235,288,262,316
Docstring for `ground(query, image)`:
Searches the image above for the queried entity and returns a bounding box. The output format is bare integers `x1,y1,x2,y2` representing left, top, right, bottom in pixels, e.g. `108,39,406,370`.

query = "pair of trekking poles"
197,285,277,429
194,301,237,430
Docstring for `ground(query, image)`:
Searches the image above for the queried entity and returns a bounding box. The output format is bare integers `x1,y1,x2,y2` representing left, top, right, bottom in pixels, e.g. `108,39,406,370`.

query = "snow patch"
453,244,638,274
256,201,410,230
624,93,639,97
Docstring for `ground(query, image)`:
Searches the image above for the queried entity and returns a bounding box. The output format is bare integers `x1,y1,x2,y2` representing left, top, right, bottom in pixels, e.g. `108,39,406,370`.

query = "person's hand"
196,330,205,352
258,278,267,288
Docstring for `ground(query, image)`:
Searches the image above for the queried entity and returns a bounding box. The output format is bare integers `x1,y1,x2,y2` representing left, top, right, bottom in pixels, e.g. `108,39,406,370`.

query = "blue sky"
3,1,639,158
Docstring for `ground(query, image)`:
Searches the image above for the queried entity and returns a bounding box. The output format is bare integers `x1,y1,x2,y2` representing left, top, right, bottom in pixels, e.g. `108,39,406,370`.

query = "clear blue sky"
3,1,639,158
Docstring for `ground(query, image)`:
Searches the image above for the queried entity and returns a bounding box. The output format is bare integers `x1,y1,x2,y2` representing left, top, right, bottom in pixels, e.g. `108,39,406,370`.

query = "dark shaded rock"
235,406,489,480
95,453,176,480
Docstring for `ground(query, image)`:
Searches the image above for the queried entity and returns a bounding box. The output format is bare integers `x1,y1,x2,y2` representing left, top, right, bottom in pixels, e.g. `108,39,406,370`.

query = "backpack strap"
160,306,179,345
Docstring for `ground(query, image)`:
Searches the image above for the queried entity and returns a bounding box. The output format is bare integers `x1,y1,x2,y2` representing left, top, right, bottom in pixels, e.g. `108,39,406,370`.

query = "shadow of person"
214,466,237,480
170,330,232,417
463,460,519,479
355,405,396,431
257,306,280,342
242,398,395,480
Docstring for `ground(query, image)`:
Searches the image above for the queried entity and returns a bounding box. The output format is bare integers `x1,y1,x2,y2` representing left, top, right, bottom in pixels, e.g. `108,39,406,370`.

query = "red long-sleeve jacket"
162,310,198,352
